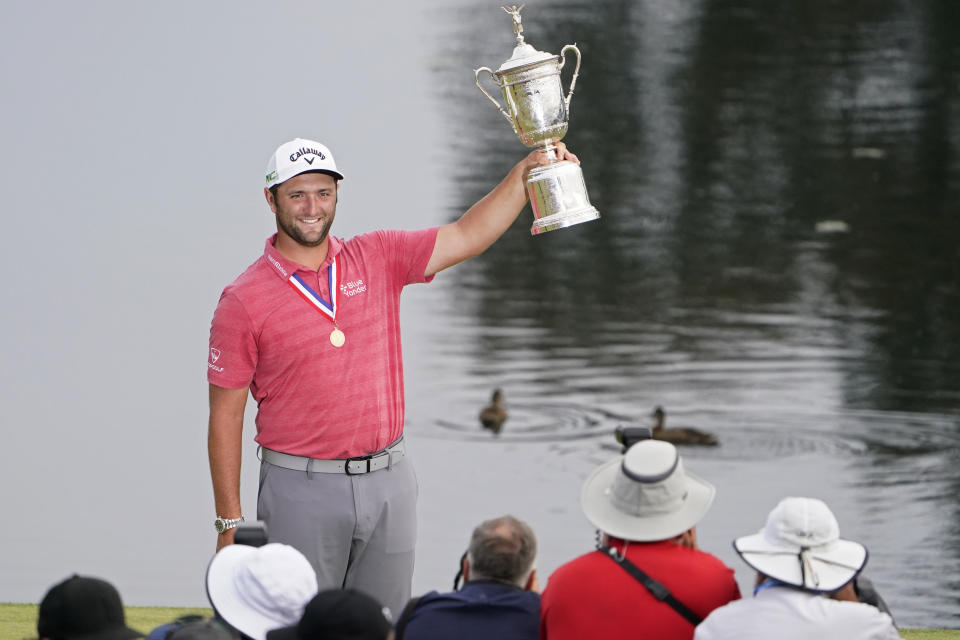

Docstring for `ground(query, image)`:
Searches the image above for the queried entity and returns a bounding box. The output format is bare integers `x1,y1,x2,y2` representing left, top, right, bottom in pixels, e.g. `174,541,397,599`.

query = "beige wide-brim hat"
734,496,868,593
206,543,318,640
581,439,716,541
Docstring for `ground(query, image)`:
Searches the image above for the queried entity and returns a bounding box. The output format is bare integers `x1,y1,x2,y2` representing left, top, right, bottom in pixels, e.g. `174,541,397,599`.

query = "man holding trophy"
206,5,595,619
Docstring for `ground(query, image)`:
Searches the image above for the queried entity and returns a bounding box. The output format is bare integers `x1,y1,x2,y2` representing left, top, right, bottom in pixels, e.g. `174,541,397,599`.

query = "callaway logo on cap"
266,138,345,187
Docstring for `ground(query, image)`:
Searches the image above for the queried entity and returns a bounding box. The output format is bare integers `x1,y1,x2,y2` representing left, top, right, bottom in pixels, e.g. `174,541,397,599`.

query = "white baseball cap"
205,543,319,640
734,496,868,593
265,138,344,188
580,439,715,542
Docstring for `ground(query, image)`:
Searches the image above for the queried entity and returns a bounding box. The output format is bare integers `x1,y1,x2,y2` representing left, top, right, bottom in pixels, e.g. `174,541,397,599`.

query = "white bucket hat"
265,138,344,188
580,439,715,541
205,543,319,640
734,496,868,593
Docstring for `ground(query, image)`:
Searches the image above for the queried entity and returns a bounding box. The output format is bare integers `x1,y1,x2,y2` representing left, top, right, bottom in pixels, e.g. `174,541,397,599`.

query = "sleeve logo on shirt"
208,348,224,372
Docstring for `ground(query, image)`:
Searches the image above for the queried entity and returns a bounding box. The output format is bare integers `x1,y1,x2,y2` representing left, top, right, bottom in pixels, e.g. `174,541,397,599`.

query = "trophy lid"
497,42,556,73
496,5,557,73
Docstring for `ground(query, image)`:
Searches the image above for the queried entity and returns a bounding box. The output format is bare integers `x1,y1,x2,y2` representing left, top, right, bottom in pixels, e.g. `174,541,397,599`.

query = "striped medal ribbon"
286,254,345,347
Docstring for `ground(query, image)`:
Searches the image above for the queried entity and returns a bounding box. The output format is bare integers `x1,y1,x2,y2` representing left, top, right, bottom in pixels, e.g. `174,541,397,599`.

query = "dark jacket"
399,580,540,640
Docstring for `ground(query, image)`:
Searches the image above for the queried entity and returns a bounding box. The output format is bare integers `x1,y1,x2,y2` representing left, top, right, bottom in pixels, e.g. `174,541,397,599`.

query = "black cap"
38,575,143,640
266,589,392,640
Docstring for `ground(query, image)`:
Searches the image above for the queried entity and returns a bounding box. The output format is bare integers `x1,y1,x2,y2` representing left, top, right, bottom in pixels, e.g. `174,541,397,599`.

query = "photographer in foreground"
694,496,899,640
396,515,540,640
540,439,740,640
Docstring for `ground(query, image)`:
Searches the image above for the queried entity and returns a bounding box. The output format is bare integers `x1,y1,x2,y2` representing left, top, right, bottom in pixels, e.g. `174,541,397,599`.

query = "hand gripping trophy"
475,5,600,235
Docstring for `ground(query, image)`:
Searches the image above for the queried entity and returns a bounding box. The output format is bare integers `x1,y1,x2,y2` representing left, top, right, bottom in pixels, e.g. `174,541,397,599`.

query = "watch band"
214,515,245,534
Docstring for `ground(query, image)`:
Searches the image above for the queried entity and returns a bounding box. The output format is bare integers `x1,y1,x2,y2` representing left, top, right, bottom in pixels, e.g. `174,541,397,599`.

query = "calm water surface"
403,0,959,628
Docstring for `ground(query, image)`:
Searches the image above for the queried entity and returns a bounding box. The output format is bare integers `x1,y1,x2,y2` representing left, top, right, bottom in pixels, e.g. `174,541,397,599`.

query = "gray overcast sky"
0,1,458,605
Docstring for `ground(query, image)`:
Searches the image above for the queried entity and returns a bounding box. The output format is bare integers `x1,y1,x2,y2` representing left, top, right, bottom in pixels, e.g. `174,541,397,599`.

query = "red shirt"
208,229,437,459
540,539,740,640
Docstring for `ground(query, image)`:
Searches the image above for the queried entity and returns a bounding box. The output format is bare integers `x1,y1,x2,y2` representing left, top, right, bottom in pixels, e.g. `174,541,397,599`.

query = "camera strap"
452,550,468,590
597,545,703,626
394,595,423,640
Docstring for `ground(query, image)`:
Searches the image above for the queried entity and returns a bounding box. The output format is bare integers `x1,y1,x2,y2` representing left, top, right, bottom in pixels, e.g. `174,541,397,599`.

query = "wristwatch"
214,515,245,534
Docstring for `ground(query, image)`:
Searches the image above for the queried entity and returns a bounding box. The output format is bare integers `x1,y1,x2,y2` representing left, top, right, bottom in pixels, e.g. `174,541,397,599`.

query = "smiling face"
266,171,339,248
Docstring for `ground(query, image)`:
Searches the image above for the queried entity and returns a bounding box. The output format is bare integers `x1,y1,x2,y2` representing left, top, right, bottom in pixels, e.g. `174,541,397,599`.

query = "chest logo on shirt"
340,279,367,297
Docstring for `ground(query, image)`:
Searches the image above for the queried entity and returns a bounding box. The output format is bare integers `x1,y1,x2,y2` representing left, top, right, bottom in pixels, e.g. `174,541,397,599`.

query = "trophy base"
527,160,600,235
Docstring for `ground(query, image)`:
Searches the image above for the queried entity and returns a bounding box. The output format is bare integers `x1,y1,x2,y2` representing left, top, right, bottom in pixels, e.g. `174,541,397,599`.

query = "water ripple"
432,401,632,442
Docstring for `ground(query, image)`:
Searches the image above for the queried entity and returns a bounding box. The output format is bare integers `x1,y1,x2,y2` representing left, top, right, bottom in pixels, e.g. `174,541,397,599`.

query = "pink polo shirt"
208,229,438,459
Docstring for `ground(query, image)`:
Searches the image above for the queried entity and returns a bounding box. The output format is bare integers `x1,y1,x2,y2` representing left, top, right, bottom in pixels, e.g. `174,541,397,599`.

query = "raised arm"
425,143,580,276
208,383,249,550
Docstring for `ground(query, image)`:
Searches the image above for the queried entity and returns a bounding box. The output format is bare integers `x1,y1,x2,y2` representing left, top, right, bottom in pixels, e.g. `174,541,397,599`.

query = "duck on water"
650,406,718,446
479,389,507,435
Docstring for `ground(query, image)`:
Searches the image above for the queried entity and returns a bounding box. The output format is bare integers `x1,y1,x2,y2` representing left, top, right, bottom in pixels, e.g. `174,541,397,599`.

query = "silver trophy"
475,5,600,235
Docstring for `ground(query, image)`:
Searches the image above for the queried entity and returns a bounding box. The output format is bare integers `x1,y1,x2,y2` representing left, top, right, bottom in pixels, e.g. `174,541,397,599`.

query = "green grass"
1,604,212,640
0,603,955,640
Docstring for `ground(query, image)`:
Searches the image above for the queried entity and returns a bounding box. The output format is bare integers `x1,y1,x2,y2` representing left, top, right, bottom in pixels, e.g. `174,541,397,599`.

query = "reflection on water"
413,0,960,626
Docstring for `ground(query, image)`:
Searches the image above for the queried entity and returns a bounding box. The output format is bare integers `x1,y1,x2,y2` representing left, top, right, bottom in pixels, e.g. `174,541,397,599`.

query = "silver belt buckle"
344,441,398,475
344,454,372,475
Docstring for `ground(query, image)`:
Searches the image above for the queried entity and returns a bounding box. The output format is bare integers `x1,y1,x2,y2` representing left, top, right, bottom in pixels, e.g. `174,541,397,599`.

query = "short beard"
277,215,332,247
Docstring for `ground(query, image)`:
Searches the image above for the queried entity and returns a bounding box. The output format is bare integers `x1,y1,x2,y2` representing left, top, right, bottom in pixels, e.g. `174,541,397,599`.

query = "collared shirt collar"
262,233,343,279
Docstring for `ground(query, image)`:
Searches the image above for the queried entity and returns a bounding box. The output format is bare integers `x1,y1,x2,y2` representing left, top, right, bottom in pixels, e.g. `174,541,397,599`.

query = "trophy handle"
559,44,582,116
474,67,516,129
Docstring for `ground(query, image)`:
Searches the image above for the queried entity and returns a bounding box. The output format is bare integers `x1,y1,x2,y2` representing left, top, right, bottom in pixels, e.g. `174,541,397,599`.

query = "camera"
614,425,652,453
233,520,269,547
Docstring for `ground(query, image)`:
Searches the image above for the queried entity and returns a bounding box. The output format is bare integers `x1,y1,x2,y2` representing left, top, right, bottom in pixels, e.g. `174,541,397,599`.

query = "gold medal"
285,257,346,348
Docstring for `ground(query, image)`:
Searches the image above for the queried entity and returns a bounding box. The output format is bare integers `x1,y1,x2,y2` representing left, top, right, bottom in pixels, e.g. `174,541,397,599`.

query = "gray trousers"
257,453,417,618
